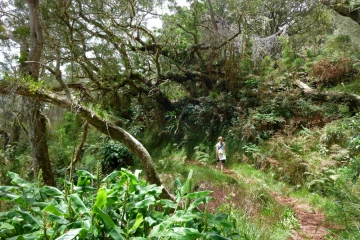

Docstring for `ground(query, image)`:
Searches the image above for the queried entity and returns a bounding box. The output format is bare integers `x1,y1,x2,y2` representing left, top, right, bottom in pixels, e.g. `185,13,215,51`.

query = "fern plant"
194,144,211,165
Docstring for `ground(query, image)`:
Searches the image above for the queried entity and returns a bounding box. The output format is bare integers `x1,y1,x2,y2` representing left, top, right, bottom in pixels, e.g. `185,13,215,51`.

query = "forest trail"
186,161,333,240
272,193,330,240
223,168,332,240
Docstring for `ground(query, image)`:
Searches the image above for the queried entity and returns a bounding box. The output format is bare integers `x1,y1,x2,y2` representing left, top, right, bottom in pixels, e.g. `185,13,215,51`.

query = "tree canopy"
0,0,359,198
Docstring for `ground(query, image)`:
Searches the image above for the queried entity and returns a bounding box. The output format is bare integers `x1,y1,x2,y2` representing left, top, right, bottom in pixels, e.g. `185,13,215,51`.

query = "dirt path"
273,193,330,240
186,161,334,239
221,168,332,239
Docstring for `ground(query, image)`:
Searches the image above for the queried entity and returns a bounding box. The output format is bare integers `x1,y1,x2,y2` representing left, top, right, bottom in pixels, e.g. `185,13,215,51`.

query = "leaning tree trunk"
24,0,56,186
0,86,174,200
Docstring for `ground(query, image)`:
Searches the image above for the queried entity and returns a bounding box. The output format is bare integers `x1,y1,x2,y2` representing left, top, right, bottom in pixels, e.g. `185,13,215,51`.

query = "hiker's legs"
220,160,225,172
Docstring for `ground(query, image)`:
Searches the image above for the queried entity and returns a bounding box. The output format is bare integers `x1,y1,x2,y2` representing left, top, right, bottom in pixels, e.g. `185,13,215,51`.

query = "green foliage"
0,151,11,187
157,147,187,174
276,207,300,231
279,37,304,72
305,167,340,194
13,26,30,39
243,143,263,162
244,78,260,89
324,34,352,55
97,140,134,173
159,81,189,102
0,169,240,239
193,143,211,165
49,113,84,173
87,103,109,119
258,56,276,76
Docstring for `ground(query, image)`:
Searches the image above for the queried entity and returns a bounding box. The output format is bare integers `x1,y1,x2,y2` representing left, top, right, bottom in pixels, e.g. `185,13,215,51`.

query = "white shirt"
216,142,226,160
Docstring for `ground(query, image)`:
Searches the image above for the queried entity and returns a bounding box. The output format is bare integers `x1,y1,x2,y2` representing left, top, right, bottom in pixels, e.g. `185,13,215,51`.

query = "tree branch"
321,0,360,25
0,85,174,200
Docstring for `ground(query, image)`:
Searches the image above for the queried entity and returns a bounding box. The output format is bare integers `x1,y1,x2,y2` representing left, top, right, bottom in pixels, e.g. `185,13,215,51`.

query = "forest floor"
272,193,330,240
184,160,338,239
223,167,334,240
206,164,336,240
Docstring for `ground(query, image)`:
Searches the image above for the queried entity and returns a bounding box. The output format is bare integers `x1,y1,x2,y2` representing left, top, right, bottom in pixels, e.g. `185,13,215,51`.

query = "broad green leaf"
0,222,15,230
148,220,172,237
144,216,157,226
103,171,121,183
94,188,107,209
109,227,125,240
93,205,115,230
184,190,212,199
121,169,140,190
187,197,206,211
33,201,52,210
0,211,15,218
129,212,143,234
134,196,156,208
149,229,183,238
130,238,147,240
172,227,203,238
7,172,31,188
40,186,64,198
208,213,233,228
55,228,87,240
138,184,162,196
73,185,96,193
7,230,43,240
69,194,90,216
15,209,41,230
0,186,19,192
0,192,20,201
181,169,193,197
43,204,65,216
82,219,92,229
149,212,198,237
159,199,177,209
204,233,231,240
76,170,95,186
170,211,198,222
7,236,25,240
45,212,69,225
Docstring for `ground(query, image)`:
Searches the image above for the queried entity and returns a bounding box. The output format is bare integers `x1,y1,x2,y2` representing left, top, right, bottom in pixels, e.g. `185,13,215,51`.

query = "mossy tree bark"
24,0,56,186
0,85,174,200
321,0,360,25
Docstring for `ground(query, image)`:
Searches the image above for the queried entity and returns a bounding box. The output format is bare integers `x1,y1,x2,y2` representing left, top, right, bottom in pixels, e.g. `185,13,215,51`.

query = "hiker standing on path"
216,136,226,172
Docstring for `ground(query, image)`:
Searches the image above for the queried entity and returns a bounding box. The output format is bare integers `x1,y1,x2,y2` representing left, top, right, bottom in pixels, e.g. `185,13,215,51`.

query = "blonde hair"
218,136,223,141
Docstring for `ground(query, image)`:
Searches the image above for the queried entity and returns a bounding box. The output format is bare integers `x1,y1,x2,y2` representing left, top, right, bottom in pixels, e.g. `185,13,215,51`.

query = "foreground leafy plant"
0,169,239,239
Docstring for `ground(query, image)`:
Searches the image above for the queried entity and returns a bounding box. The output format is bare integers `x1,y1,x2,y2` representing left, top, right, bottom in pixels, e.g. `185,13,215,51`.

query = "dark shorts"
217,159,226,164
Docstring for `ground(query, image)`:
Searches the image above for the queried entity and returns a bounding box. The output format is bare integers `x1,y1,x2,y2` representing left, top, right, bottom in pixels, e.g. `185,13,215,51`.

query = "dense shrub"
312,57,353,85
0,170,240,239
98,140,134,173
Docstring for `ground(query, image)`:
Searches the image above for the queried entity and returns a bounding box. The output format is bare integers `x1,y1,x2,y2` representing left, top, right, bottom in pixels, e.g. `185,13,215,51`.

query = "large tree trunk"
321,0,360,25
25,0,56,186
27,100,55,186
0,86,174,199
